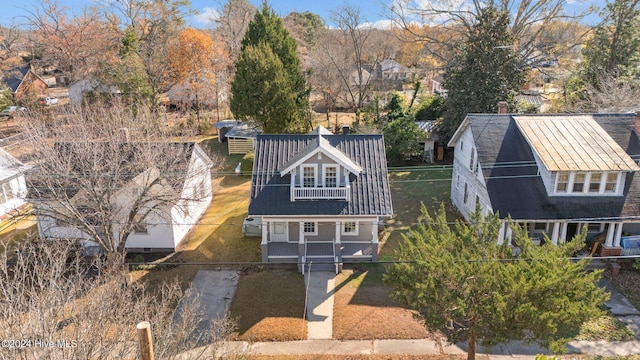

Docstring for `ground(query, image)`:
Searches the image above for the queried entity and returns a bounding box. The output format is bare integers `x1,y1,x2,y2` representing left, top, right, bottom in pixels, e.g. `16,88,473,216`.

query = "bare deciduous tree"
25,1,119,81
212,0,256,63
327,6,390,123
21,101,214,270
386,0,592,64
0,239,236,360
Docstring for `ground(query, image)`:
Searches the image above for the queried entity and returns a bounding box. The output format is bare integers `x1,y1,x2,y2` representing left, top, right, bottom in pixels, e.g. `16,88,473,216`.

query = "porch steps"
304,257,338,272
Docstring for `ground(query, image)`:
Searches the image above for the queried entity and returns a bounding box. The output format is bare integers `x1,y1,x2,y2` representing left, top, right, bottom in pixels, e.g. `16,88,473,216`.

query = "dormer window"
573,173,585,192
323,165,338,188
605,173,618,193
554,171,621,196
589,173,602,192
302,165,316,187
556,174,569,193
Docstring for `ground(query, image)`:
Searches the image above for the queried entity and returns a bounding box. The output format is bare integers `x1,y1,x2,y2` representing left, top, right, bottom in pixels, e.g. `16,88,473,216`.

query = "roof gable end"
279,135,363,176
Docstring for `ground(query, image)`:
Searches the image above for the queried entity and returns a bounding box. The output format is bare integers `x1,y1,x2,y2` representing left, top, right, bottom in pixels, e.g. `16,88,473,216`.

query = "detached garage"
226,123,260,155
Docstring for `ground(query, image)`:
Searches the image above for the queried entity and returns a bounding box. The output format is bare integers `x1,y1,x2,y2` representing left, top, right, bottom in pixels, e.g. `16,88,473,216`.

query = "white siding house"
35,143,212,253
448,111,640,256
0,148,29,221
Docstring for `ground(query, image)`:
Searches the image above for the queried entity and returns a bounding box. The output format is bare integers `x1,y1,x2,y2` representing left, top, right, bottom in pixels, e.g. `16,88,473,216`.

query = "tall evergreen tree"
438,7,525,142
385,204,609,360
582,0,640,85
231,1,310,133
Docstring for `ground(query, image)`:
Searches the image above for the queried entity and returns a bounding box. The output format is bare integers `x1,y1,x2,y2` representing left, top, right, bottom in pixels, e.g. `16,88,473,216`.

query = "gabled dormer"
513,115,639,197
279,127,362,201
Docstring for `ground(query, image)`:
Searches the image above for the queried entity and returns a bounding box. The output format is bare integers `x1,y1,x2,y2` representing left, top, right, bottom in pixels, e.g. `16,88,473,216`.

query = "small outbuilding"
214,120,239,143
225,123,260,155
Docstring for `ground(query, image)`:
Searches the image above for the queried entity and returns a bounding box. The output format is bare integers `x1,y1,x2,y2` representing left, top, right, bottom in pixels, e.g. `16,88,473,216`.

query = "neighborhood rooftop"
249,133,393,217
514,115,638,172
464,113,640,220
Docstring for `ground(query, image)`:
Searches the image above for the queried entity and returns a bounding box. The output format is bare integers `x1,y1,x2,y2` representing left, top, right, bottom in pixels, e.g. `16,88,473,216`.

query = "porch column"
605,222,615,247
298,221,305,259
497,222,506,245
372,220,379,261
261,218,268,263
505,225,513,246
614,222,623,247
551,222,560,246
560,222,568,244
334,221,342,262
290,170,296,202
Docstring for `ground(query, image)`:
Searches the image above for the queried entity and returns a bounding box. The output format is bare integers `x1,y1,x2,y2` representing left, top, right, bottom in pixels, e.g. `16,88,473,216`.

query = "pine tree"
385,204,609,360
231,1,310,133
581,0,640,86
439,7,525,142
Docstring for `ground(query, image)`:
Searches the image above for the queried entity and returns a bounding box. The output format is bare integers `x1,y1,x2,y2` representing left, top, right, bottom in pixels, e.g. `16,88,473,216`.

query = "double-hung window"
324,166,337,188
342,221,358,235
605,173,618,193
303,221,317,235
556,173,569,193
302,166,316,188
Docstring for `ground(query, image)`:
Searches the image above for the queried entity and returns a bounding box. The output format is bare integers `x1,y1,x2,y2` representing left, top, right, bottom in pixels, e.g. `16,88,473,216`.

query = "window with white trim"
469,149,475,171
303,222,317,235
324,166,337,187
573,173,586,192
605,173,618,193
463,183,468,204
342,221,358,235
302,166,315,188
589,173,602,193
556,173,569,193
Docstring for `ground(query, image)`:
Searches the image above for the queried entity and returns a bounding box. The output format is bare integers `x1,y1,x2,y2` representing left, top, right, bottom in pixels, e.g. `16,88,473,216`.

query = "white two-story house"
448,107,640,256
248,126,393,273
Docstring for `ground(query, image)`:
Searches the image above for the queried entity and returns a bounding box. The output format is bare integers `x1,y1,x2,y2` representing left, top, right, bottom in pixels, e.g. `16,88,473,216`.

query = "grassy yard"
380,165,461,261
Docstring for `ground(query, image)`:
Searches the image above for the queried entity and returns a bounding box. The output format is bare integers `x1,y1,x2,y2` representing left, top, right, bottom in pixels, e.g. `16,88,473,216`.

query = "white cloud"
194,7,220,25
359,19,395,30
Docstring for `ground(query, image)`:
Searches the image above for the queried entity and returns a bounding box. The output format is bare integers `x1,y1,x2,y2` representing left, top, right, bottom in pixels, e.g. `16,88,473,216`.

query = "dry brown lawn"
245,356,469,360
229,270,307,341
333,268,430,340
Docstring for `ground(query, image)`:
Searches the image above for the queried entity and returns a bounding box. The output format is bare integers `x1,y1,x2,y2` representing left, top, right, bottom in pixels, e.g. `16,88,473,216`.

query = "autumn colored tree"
169,27,227,130
26,1,119,81
231,2,311,133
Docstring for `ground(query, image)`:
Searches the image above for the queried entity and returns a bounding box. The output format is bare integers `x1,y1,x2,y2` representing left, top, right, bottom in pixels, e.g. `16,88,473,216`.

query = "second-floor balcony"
291,186,350,201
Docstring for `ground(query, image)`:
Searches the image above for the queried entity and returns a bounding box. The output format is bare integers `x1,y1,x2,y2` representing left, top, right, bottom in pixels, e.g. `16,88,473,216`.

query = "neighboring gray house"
448,108,640,257
248,126,393,273
379,59,412,81
68,80,121,105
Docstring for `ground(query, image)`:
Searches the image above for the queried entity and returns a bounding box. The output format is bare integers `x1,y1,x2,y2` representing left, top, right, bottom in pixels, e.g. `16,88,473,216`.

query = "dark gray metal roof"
248,134,393,216
226,123,259,139
468,113,640,220
2,66,29,92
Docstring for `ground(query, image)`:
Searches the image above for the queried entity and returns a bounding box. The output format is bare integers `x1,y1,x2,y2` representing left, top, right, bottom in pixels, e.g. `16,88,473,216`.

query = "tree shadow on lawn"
194,213,262,263
332,265,430,340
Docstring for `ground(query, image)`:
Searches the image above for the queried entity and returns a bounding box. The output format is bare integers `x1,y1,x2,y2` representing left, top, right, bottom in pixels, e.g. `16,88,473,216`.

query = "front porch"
259,218,380,273
499,220,640,256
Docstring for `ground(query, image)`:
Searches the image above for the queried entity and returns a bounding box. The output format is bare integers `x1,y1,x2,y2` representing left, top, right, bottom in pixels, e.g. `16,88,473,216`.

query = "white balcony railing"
292,186,350,201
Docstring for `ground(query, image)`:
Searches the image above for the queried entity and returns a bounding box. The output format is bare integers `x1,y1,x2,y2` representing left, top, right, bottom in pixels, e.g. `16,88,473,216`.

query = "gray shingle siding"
248,134,393,216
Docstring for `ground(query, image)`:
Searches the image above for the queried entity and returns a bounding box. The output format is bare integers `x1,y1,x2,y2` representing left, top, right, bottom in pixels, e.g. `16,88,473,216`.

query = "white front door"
270,222,288,242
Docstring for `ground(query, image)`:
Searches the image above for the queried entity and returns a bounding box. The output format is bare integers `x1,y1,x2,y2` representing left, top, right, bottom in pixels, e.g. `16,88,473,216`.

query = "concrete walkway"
305,271,335,340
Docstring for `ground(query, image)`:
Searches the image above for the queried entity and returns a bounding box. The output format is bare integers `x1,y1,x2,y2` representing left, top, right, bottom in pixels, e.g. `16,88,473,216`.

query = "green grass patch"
200,138,245,174
380,165,461,261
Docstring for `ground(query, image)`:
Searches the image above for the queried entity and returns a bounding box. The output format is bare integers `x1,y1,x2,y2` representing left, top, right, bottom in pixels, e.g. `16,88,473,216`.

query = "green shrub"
241,152,254,175
633,258,640,272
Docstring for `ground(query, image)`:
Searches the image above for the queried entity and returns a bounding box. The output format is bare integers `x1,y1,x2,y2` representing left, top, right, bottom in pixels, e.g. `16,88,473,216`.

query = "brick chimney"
635,111,640,134
497,101,508,114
